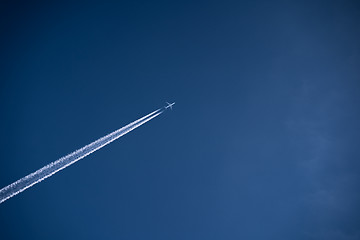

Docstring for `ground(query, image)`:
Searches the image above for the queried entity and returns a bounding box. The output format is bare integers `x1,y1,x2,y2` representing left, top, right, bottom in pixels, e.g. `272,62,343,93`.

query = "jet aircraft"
165,102,175,110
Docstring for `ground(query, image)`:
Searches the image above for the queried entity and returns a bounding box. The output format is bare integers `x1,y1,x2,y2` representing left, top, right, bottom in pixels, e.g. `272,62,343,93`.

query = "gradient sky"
1,1,360,239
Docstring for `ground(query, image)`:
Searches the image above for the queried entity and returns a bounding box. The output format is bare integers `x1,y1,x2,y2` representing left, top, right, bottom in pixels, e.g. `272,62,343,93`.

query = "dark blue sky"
1,1,360,239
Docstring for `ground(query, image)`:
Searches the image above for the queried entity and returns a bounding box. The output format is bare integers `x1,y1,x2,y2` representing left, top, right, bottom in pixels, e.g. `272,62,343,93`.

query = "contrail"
0,108,164,204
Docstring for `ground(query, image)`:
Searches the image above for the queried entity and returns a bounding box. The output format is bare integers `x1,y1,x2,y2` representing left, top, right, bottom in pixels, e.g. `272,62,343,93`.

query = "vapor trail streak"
0,108,163,204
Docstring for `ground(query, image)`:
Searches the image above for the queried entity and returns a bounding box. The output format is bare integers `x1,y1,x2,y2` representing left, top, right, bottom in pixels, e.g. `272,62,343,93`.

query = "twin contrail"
0,108,164,204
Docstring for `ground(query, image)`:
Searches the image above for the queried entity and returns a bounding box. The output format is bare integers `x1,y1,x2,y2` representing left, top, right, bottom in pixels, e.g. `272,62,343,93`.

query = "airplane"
165,101,175,110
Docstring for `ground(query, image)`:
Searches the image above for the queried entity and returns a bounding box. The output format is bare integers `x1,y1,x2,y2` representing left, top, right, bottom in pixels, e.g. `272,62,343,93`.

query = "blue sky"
1,1,359,239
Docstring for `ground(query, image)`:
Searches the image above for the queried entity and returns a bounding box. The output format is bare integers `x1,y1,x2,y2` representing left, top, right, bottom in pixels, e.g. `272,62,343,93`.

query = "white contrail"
0,108,163,204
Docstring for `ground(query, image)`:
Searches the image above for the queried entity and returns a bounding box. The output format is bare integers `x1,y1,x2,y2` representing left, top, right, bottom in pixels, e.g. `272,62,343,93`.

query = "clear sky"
1,1,359,239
